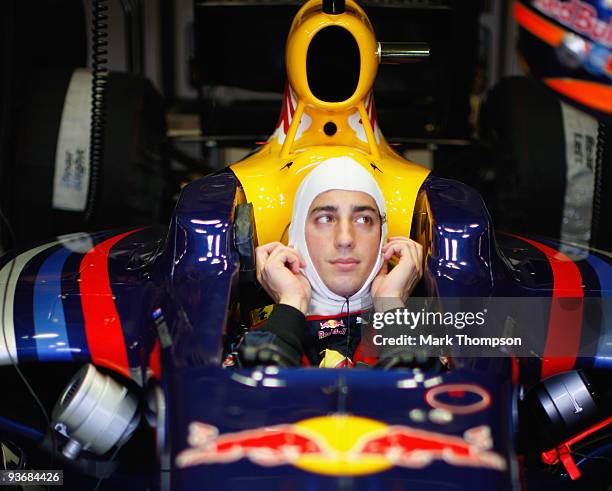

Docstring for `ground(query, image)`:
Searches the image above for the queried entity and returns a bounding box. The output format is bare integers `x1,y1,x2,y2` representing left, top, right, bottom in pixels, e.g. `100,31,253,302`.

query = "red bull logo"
320,319,345,329
176,415,506,476
318,319,347,339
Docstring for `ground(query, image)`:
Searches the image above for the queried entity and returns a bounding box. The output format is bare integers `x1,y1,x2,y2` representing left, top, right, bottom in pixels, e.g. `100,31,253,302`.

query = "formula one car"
0,0,611,490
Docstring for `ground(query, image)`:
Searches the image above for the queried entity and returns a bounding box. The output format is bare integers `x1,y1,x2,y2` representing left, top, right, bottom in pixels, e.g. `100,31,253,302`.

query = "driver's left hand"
371,236,423,308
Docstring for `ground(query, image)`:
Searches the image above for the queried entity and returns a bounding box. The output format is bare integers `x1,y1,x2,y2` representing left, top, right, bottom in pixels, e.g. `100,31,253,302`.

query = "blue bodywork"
0,169,610,490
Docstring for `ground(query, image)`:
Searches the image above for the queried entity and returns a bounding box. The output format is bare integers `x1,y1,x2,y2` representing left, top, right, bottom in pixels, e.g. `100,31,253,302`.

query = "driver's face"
305,190,382,297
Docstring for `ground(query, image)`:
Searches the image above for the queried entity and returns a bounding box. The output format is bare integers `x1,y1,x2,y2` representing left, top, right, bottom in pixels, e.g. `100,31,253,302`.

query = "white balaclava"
288,157,388,316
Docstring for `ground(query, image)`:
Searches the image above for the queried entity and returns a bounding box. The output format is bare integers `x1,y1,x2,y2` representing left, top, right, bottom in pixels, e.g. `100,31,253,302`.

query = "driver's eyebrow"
309,205,338,215
351,205,378,214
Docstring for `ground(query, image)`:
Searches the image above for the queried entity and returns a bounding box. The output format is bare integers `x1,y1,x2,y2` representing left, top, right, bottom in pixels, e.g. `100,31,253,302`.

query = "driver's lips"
329,258,360,272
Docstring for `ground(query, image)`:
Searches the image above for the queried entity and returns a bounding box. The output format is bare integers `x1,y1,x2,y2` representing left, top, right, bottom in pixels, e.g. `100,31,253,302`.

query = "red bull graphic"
319,319,345,330
318,319,347,339
349,424,505,471
273,86,381,146
533,0,612,48
348,92,381,144
176,422,333,468
176,415,506,476
273,85,312,144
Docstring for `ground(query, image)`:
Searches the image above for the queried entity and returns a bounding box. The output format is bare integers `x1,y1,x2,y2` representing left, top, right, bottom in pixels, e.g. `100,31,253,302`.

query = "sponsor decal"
250,305,274,328
533,0,612,47
318,319,347,339
318,328,347,339
320,319,345,330
425,384,492,415
53,69,92,211
318,349,353,368
176,415,506,476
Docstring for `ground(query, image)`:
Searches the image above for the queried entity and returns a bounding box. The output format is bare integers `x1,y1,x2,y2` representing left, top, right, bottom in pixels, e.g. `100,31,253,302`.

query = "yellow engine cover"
230,0,430,245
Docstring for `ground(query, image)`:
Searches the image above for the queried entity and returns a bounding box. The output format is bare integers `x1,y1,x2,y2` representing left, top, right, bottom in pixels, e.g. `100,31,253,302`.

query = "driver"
236,156,423,368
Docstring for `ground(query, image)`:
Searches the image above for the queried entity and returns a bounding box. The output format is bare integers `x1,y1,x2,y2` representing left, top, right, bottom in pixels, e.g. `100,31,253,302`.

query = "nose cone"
169,367,514,490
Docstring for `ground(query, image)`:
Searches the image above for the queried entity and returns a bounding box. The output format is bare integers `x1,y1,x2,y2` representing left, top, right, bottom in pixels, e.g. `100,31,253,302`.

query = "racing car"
0,0,610,489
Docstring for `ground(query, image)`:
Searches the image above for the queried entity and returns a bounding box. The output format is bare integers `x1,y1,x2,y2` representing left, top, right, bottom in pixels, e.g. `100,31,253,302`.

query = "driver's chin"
324,277,364,298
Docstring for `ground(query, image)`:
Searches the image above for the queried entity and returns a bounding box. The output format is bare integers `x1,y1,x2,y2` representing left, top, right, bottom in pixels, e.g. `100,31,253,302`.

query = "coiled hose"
590,121,609,249
86,0,109,222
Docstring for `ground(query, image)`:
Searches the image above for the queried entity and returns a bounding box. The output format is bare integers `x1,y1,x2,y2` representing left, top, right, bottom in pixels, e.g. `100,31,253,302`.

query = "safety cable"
571,450,612,463
345,295,351,366
321,297,350,366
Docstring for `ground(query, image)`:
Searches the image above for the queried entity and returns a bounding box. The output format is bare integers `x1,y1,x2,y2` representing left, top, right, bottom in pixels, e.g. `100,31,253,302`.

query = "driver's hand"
255,242,311,314
371,236,423,309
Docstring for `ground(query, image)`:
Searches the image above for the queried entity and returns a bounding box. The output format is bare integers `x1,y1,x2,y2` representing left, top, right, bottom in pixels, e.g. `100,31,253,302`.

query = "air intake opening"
61,378,81,406
307,26,360,103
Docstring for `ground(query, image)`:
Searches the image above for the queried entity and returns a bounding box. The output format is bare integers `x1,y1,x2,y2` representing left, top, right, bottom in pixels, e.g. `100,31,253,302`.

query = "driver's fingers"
408,240,423,277
383,237,421,256
288,247,306,268
414,240,424,265
411,241,423,277
382,239,409,259
382,240,422,276
268,246,305,274
256,242,283,263
255,242,283,281
381,241,402,263
401,240,422,276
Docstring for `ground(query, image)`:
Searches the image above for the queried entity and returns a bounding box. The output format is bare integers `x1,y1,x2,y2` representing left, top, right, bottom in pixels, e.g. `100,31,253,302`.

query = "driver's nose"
335,218,355,249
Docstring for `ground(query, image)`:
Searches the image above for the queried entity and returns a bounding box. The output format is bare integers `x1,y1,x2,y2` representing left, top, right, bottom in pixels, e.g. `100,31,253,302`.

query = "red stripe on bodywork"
366,93,376,129
278,86,296,135
511,235,583,379
79,230,141,379
511,355,519,386
149,339,161,380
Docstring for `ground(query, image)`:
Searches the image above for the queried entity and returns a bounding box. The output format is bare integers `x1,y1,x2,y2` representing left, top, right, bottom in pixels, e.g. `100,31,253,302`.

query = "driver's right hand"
255,242,311,314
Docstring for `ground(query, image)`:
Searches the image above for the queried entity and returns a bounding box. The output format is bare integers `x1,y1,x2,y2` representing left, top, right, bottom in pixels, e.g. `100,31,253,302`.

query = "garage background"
0,0,609,253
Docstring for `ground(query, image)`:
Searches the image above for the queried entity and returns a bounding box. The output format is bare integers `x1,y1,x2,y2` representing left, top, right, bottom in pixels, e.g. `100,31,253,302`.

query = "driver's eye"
315,214,335,224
